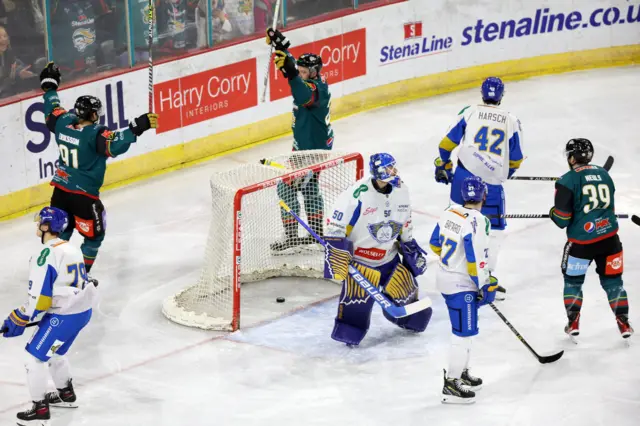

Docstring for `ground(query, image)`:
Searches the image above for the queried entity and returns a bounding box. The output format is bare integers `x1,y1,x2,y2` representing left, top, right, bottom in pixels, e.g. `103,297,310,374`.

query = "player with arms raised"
265,28,334,251
39,62,158,276
550,138,633,340
2,207,97,425
323,153,432,346
434,77,523,299
430,176,498,404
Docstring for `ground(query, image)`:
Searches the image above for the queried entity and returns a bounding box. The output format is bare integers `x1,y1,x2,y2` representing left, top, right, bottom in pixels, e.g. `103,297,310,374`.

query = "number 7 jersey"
439,104,523,185
429,206,491,295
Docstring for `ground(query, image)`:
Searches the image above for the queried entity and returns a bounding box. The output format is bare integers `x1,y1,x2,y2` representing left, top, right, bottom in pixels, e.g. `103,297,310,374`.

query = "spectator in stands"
111,0,157,67
285,0,352,23
158,0,188,53
0,0,45,66
0,25,36,99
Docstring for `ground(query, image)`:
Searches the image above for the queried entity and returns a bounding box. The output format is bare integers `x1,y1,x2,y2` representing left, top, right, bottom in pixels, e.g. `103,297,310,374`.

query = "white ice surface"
1,66,640,426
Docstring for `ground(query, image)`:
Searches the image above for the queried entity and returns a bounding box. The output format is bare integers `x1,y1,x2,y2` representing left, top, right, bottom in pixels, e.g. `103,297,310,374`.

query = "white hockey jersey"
429,206,491,295
20,238,97,322
326,177,413,267
439,104,524,185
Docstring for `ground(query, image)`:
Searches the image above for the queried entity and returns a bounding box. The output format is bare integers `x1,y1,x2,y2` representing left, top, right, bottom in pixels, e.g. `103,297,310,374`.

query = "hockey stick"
147,0,154,112
492,213,630,219
260,158,286,169
278,200,432,318
632,215,640,227
508,156,614,181
489,303,564,364
260,0,283,103
1,322,39,334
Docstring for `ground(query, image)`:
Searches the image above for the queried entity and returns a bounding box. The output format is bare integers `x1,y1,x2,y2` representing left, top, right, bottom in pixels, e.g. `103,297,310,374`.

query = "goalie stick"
490,303,564,364
278,200,432,318
493,213,630,219
509,156,614,181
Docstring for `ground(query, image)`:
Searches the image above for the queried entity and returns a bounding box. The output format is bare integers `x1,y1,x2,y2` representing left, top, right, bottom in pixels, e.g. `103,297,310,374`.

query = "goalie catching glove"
399,238,428,277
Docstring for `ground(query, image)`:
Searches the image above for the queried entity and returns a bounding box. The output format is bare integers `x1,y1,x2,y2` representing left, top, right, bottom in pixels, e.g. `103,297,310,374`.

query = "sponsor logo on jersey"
479,261,486,269
36,248,50,267
595,218,611,233
367,221,403,244
584,222,595,233
605,252,623,275
55,168,70,181
355,247,386,260
75,218,95,237
397,204,409,212
72,28,96,53
352,184,368,198
71,17,95,27
464,293,474,303
326,137,334,148
363,207,378,215
59,133,80,145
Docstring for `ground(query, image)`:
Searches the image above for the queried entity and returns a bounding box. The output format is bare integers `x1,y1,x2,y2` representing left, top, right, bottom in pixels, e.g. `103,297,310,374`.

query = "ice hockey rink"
1,66,639,426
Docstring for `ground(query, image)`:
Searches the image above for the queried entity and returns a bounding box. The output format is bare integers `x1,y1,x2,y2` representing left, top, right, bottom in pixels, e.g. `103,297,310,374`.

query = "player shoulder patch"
37,248,51,267
304,81,317,92
52,108,66,117
353,184,368,199
101,129,115,140
457,105,471,115
484,217,490,235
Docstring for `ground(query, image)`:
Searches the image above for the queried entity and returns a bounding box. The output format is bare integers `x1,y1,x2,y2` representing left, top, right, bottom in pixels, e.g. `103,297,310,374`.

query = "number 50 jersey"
439,104,524,185
429,206,491,295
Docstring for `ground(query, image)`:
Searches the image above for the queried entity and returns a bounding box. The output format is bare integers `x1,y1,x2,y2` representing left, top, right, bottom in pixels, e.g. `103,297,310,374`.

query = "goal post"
163,151,365,331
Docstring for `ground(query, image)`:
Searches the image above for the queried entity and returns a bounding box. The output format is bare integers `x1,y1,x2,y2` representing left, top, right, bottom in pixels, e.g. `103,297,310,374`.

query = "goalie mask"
369,153,400,188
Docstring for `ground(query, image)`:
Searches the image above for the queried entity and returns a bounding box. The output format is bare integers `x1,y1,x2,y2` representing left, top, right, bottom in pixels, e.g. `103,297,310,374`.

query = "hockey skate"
616,315,634,339
461,368,483,391
16,400,50,426
441,371,475,404
46,379,78,408
564,313,580,343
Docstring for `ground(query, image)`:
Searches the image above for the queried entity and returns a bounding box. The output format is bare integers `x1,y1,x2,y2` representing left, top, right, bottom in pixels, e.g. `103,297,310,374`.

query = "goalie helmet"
35,207,69,234
370,152,400,188
564,138,594,165
75,95,103,122
461,176,487,204
481,77,504,105
296,53,322,75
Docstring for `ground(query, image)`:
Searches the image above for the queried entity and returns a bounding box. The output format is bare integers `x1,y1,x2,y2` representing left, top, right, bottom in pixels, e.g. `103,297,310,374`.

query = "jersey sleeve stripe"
429,223,442,255
345,200,362,237
463,233,479,287
553,209,572,218
9,311,29,326
509,158,523,169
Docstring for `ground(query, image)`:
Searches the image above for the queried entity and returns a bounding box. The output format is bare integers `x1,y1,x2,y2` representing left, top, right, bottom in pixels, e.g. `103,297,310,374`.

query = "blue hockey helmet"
481,77,504,104
461,176,487,204
35,207,69,234
370,153,400,187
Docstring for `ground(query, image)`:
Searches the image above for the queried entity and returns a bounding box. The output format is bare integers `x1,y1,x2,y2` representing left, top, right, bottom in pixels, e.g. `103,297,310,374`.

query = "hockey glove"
266,27,291,51
40,62,61,92
129,113,159,136
400,239,427,277
274,50,298,80
477,276,499,307
434,157,453,185
2,308,29,338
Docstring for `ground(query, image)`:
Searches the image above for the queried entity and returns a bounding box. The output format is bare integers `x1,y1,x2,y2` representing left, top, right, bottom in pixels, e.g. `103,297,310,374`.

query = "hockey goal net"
163,151,364,331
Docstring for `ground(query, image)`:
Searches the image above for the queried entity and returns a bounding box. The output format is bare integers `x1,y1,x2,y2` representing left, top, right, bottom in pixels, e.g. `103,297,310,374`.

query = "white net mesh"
162,151,363,331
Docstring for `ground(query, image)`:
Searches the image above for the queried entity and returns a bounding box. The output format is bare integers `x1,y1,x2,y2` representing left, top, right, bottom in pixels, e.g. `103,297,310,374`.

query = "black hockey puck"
276,297,286,303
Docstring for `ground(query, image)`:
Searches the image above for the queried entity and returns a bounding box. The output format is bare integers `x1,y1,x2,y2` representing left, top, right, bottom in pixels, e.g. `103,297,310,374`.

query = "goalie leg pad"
324,237,353,281
381,260,432,332
331,262,381,346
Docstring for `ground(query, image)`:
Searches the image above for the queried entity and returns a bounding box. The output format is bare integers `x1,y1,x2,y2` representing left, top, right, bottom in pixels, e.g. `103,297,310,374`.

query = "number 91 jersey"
429,206,491,295
444,104,523,185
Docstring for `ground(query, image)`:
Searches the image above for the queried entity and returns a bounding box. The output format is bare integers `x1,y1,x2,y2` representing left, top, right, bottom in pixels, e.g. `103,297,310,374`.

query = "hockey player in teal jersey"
265,28,334,251
39,62,158,275
550,138,633,340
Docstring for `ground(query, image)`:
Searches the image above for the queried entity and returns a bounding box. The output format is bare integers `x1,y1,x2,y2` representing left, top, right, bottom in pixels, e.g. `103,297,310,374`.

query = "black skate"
441,370,475,404
86,275,99,288
494,285,507,301
270,237,303,252
617,315,634,339
16,400,50,426
565,312,580,343
46,379,78,408
461,368,483,391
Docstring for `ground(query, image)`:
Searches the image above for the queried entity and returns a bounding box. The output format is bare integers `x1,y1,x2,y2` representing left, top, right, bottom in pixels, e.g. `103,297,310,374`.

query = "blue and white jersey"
439,104,524,185
326,176,413,267
20,238,96,323
429,206,491,295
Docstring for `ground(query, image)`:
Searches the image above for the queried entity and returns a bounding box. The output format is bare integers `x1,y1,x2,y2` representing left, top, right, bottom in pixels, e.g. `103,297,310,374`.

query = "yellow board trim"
2,44,639,220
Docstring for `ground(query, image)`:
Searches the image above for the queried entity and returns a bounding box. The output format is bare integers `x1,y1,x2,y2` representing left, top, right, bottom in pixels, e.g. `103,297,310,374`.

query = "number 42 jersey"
439,104,524,185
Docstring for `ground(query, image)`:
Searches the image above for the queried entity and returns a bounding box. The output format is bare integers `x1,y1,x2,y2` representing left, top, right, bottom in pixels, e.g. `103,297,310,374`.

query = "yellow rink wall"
1,44,639,221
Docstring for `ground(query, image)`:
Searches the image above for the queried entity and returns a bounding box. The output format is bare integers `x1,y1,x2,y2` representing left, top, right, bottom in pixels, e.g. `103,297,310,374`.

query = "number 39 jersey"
429,206,491,295
325,177,413,267
20,238,97,323
439,104,524,185
551,165,619,244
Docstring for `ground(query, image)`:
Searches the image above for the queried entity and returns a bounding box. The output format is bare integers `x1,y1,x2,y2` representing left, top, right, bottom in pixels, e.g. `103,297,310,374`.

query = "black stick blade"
538,350,564,364
603,156,614,171
632,215,640,227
